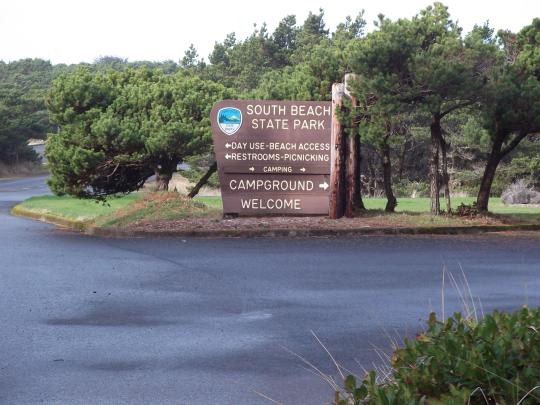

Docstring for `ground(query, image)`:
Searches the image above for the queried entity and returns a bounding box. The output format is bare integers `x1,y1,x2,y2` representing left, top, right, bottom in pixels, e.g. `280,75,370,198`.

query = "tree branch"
187,162,217,199
500,132,529,158
440,100,475,119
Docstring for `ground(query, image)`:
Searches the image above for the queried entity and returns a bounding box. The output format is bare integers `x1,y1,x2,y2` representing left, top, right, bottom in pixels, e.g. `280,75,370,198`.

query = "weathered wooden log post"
329,83,346,219
344,74,364,217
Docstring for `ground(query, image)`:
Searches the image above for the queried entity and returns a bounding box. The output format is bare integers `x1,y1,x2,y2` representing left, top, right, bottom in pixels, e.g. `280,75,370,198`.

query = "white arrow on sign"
300,167,306,172
319,181,329,191
225,154,231,159
225,143,231,148
249,167,255,172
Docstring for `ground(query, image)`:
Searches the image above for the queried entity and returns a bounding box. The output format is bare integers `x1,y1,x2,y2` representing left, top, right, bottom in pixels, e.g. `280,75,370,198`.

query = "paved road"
1,176,539,405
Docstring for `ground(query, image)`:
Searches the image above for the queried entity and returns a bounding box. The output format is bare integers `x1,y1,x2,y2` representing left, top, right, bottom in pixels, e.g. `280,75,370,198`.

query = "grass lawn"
193,195,223,209
190,196,540,217
363,197,540,223
15,194,142,222
13,193,540,228
363,196,538,213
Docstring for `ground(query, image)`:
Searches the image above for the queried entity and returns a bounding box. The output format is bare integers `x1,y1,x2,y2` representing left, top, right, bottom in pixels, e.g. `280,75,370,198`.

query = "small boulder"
501,180,540,205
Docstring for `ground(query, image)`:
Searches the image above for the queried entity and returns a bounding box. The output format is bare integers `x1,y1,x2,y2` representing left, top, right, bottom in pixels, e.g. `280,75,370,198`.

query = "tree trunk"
154,160,177,191
344,72,365,211
440,136,451,213
477,156,501,212
354,136,366,210
430,116,442,215
381,141,397,212
188,162,217,198
477,133,504,212
477,125,529,212
154,170,173,191
345,94,363,216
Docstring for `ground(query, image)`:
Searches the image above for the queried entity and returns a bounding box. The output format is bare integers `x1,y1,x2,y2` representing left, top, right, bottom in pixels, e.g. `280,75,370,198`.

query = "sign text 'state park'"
211,100,332,215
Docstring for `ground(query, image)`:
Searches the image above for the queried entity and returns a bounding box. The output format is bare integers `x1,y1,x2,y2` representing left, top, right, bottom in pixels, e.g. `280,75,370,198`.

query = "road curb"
86,223,540,239
10,205,88,231
11,205,540,238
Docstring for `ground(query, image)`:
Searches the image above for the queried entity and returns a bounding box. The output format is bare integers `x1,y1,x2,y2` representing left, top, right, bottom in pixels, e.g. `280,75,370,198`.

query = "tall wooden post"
329,83,346,219
354,134,365,210
344,74,361,217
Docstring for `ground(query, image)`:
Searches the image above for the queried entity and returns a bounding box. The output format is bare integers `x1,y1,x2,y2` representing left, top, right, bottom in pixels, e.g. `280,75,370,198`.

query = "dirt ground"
120,210,519,234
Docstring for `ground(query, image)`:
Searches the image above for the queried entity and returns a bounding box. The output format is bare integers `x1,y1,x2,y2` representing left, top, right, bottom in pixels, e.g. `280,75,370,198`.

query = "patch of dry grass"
96,191,221,228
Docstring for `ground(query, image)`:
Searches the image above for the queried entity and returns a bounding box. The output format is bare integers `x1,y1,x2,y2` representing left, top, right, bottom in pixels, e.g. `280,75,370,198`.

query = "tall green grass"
363,196,538,214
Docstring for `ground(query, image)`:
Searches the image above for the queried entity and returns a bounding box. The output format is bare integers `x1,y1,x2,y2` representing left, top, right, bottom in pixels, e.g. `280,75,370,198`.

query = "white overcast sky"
0,0,538,64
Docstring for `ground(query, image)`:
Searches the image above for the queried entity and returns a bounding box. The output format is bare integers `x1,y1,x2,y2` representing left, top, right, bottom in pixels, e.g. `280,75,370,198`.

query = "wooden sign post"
329,83,346,219
211,79,362,219
344,73,366,216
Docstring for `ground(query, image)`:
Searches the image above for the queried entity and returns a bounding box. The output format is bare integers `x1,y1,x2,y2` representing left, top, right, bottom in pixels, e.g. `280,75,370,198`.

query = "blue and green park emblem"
217,107,242,135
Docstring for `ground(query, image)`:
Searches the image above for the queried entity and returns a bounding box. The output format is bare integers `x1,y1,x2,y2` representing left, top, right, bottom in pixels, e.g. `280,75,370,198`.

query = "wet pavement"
1,176,539,404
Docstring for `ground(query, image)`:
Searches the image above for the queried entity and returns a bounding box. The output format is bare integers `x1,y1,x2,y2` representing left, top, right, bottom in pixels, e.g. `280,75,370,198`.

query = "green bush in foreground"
336,307,540,405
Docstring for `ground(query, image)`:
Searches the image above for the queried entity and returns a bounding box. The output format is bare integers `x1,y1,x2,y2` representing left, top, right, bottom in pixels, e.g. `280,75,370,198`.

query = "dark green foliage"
93,56,180,73
347,3,503,214
181,44,205,71
481,57,540,142
336,307,540,405
272,15,299,66
506,153,540,188
253,41,345,101
333,12,366,41
475,18,540,211
254,11,362,102
45,68,232,198
207,25,281,92
93,56,129,71
206,8,360,97
293,8,330,62
0,59,55,164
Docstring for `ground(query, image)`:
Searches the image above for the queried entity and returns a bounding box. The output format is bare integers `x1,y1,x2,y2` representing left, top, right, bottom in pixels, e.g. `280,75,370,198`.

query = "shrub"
455,202,479,217
335,307,540,405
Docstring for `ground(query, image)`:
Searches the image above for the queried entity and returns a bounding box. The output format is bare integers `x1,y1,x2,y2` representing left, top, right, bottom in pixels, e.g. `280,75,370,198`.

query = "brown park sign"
211,100,332,215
